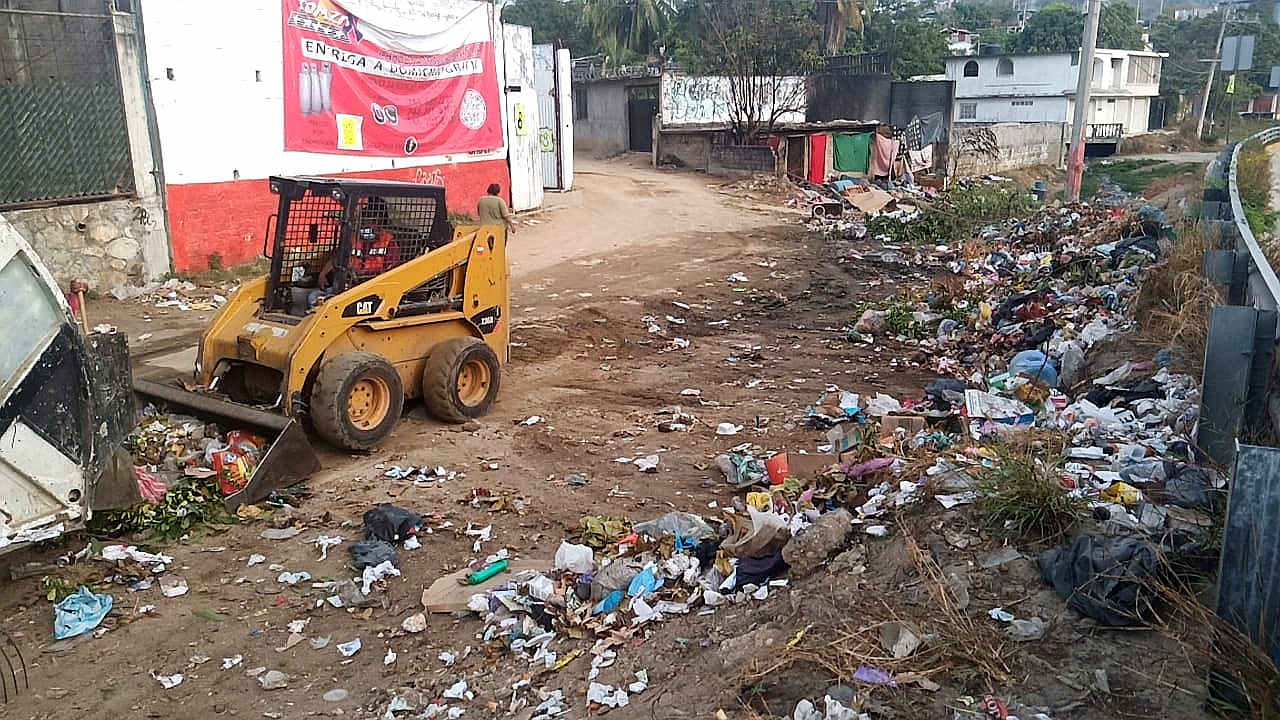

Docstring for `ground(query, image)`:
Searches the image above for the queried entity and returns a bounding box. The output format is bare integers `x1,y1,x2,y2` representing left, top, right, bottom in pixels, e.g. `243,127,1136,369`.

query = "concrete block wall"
709,144,778,176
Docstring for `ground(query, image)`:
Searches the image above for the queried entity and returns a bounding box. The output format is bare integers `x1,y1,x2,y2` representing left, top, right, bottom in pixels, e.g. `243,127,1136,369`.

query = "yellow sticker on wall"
514,103,528,136
336,114,364,151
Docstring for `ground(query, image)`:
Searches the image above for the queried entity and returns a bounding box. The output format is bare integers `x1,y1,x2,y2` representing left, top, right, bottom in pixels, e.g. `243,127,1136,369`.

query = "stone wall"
4,197,166,291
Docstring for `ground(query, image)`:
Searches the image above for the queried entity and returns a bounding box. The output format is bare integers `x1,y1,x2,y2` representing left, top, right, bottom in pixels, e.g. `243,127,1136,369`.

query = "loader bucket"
132,379,322,513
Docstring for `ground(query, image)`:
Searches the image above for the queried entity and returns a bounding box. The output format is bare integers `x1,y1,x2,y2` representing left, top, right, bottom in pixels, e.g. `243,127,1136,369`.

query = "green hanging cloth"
832,132,873,173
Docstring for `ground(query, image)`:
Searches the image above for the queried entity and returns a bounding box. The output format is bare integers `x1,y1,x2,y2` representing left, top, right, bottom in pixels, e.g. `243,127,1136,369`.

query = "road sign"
1271,66,1280,88
1223,35,1256,72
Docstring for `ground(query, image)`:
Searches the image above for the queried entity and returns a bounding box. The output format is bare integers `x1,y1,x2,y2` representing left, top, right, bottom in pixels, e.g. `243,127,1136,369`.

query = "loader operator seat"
349,197,400,280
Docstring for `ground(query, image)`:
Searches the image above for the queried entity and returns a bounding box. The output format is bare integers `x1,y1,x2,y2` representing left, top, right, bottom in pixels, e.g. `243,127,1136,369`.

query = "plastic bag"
134,467,169,505
363,505,423,543
1008,350,1058,388
53,586,113,639
554,541,596,574
213,449,253,496
351,539,399,569
721,507,789,559
633,511,715,541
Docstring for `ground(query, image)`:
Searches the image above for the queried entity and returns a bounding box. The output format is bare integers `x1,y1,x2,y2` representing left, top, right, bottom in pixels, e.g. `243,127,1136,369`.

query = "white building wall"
946,53,1078,98
955,96,1068,124
949,49,1161,136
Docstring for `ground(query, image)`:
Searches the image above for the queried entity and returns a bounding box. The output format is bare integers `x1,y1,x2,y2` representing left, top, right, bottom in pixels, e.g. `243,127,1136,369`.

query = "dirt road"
3,159,1206,720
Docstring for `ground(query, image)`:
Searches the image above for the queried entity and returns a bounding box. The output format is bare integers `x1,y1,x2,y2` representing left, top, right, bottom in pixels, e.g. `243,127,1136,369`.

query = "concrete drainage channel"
1197,124,1280,701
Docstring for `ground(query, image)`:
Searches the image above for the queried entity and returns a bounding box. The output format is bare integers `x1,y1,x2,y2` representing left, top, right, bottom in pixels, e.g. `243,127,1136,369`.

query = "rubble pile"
109,278,230,311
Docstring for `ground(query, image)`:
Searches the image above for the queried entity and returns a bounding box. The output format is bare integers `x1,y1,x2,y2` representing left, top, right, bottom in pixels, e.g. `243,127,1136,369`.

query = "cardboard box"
785,452,839,480
880,414,926,438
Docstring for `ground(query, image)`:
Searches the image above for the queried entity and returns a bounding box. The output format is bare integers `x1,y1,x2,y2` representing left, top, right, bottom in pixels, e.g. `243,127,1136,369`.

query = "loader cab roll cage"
263,176,454,316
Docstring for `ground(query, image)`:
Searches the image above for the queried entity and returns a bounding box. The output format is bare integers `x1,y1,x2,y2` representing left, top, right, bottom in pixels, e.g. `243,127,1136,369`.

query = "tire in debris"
311,352,405,451
422,337,501,424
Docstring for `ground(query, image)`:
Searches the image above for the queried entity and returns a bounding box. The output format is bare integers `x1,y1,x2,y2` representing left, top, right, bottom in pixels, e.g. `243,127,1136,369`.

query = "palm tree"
583,0,678,61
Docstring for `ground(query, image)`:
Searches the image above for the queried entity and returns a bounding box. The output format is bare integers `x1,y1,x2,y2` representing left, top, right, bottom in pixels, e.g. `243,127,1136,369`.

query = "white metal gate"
503,25,543,211
534,44,573,190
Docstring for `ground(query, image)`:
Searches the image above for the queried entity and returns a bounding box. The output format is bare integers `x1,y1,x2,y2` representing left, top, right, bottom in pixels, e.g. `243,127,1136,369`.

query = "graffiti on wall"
659,73,806,126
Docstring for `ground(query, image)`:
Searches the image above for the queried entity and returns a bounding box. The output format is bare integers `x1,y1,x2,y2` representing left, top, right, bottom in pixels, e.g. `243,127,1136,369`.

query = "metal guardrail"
1226,125,1280,318
1202,125,1280,694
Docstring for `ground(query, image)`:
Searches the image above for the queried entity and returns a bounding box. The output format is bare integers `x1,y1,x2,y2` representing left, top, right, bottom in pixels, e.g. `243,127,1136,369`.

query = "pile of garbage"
109,278,229,311
459,507,834,714
127,406,269,504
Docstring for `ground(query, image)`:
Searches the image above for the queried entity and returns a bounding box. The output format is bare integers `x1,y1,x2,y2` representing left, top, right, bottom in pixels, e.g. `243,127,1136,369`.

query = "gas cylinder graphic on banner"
308,63,324,115
318,62,334,113
299,63,314,115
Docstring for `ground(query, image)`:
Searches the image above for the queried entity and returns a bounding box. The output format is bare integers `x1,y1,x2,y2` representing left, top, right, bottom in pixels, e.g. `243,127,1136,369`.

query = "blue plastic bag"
1008,350,1058,388
592,590,623,615
626,565,662,598
53,586,113,639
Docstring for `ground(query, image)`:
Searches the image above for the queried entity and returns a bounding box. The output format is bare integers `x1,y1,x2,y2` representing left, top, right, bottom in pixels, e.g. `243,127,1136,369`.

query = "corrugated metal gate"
0,1,134,208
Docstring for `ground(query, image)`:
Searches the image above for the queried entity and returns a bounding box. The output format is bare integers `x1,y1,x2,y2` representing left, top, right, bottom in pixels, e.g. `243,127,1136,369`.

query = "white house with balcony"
944,48,1165,144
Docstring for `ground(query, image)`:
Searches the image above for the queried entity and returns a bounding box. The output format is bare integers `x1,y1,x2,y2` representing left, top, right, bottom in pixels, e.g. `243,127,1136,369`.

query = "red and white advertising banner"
281,0,503,157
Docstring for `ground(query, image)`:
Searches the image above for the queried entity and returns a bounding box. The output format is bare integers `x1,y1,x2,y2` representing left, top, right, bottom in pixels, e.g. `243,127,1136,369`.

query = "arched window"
996,58,1013,76
963,60,979,77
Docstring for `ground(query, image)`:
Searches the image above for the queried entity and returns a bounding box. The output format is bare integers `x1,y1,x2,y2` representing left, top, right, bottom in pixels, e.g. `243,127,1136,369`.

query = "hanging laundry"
872,133,901,177
832,133,872,173
907,145,934,173
808,134,828,184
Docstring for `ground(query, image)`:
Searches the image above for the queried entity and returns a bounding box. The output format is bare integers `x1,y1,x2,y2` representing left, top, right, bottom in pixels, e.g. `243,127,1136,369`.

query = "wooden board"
420,559,548,614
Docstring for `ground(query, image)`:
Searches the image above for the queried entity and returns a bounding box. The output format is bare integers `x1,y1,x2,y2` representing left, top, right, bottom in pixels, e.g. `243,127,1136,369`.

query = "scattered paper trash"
634,455,660,473
258,670,289,690
151,671,183,689
337,638,362,657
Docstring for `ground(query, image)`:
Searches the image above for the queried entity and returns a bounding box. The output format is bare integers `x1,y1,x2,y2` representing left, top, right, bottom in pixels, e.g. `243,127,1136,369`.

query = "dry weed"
738,524,1014,701
1149,575,1280,718
1133,225,1222,374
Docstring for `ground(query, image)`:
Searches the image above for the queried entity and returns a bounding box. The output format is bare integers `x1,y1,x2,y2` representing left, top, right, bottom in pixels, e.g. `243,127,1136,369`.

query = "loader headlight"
269,181,281,194
331,189,346,201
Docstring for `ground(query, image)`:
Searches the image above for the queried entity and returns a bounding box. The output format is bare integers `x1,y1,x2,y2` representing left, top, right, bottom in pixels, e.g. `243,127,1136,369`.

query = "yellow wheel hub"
348,376,391,430
456,359,491,407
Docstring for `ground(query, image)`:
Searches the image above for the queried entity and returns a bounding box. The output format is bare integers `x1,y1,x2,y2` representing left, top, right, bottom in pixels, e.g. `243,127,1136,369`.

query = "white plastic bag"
553,541,596,574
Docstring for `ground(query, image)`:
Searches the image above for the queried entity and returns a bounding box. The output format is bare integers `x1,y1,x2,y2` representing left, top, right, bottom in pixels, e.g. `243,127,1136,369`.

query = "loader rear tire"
422,337,500,424
311,352,404,451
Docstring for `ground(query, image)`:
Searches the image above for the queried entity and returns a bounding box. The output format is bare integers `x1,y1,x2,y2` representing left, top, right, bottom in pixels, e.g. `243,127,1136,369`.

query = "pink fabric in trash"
872,134,901,177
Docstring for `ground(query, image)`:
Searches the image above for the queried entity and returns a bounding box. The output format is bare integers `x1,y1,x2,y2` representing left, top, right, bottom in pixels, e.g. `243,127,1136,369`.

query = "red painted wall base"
166,158,509,272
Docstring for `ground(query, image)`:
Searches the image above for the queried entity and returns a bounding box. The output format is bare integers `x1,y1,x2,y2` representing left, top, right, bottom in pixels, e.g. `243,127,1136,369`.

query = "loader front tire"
423,337,501,424
311,352,404,451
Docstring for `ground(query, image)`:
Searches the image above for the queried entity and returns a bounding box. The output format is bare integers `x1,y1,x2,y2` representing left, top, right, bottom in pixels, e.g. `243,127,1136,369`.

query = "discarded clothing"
735,552,788,589
1037,534,1160,627
579,515,629,548
53,586,114,639
363,505,423,543
351,539,399,569
833,133,872,174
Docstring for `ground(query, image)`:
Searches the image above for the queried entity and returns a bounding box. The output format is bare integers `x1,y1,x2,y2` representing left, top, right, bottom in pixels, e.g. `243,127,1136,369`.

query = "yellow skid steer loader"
188,175,511,452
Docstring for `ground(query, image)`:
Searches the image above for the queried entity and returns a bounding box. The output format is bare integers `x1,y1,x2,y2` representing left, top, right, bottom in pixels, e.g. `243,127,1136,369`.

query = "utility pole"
1197,2,1230,141
1065,0,1102,202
